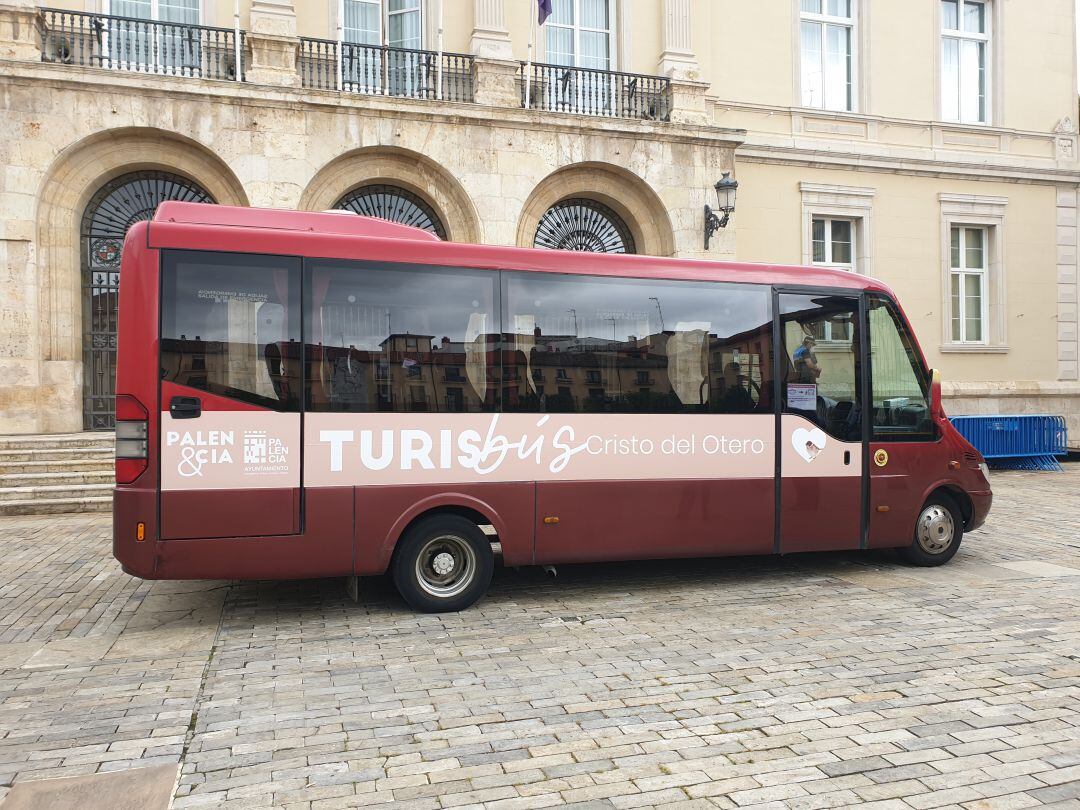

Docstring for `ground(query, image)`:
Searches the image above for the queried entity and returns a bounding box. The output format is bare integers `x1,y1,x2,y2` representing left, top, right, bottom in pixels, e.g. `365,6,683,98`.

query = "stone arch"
516,163,676,257
34,127,248,431
299,147,481,244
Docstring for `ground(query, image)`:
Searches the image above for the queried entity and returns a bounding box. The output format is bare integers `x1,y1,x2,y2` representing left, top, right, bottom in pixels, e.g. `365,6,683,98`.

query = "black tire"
392,514,494,612
900,493,963,566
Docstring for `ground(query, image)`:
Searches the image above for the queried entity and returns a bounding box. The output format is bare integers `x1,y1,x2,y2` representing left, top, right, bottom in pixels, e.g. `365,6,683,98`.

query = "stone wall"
0,60,741,434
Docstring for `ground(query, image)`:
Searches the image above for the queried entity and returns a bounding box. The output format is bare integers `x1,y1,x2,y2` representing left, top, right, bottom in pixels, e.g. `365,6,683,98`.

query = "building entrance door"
81,171,213,429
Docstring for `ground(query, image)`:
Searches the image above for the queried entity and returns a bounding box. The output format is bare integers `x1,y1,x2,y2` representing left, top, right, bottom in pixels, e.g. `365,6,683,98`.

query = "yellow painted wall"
54,0,1078,135
735,161,1059,384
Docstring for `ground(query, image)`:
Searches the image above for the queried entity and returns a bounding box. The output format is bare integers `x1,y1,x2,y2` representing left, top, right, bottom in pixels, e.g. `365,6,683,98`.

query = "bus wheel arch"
382,497,508,572
924,484,973,530
388,509,498,613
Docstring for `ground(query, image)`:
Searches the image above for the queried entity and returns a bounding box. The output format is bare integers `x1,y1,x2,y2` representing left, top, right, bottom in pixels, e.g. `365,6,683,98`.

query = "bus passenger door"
777,292,864,553
158,251,302,540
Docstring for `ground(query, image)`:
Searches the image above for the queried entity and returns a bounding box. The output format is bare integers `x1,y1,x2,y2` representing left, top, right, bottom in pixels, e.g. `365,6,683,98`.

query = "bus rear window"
160,251,301,411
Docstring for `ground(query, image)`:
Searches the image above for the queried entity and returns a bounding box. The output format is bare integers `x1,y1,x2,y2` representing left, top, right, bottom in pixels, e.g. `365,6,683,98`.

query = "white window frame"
341,0,381,46
800,182,875,275
386,0,423,49
800,183,875,346
810,216,856,272
102,0,203,74
939,0,991,125
538,0,619,116
541,0,617,70
339,0,424,48
809,217,856,343
949,225,989,345
798,0,856,112
104,0,202,24
939,193,1008,352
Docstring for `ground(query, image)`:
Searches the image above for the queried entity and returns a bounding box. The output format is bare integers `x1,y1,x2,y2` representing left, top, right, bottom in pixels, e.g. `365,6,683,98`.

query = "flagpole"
335,0,344,92
233,0,241,81
525,4,535,109
436,0,444,100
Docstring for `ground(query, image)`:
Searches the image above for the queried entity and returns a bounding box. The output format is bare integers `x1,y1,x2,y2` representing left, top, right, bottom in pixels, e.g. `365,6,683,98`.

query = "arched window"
334,184,447,239
534,198,636,254
81,170,213,429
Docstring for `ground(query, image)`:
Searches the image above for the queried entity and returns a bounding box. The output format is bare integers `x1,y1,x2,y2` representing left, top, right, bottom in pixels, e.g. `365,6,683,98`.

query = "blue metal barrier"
950,414,1068,471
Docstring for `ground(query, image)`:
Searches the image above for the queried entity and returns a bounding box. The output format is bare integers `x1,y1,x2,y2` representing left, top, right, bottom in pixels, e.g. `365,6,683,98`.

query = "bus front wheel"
392,515,494,612
900,495,963,566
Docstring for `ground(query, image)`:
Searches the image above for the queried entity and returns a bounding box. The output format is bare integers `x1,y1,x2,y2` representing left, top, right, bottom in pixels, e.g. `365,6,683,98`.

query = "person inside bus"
719,361,755,413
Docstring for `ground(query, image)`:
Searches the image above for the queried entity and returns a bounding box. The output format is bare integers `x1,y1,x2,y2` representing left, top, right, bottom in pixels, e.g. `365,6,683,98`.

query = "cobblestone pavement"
0,470,1078,809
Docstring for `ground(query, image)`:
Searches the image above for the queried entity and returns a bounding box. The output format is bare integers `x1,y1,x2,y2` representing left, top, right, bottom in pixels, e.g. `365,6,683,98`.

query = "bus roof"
154,200,442,242
147,202,893,295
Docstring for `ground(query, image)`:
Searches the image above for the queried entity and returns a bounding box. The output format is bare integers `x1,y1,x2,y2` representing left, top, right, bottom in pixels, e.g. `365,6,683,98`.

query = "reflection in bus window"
304,261,498,413
503,273,773,414
780,294,861,441
160,252,302,411
868,295,934,440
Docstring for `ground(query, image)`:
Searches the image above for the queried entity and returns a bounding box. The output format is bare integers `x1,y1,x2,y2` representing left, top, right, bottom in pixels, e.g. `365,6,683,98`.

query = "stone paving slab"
1,763,177,809
0,469,1077,808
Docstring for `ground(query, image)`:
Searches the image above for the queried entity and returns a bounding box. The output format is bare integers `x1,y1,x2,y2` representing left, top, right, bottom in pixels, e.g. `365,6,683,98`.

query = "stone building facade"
0,0,1078,440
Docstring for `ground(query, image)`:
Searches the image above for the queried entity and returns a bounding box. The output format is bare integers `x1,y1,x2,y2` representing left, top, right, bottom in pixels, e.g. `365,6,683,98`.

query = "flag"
537,0,552,25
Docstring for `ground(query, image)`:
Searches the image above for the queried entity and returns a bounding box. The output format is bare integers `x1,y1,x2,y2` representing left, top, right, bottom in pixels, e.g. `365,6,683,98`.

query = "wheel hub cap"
916,505,954,554
414,534,477,600
432,552,455,576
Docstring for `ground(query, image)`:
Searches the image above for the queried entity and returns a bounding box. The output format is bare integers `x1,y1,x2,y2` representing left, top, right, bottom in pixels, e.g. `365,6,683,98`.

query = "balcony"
26,10,698,124
40,8,243,81
299,39,474,103
520,62,670,121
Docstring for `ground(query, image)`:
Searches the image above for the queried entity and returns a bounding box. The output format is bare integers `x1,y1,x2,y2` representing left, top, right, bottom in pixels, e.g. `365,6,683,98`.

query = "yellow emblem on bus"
874,449,889,467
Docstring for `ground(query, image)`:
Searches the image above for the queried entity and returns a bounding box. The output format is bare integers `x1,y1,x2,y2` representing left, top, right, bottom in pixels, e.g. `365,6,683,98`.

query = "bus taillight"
115,394,149,484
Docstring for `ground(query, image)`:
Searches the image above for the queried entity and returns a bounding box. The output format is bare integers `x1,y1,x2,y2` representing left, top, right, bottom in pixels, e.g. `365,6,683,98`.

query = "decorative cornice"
739,144,1080,185
0,60,747,149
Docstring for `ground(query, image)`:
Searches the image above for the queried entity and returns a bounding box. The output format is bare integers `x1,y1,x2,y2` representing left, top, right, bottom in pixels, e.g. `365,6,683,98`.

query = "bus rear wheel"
900,495,963,566
392,515,494,612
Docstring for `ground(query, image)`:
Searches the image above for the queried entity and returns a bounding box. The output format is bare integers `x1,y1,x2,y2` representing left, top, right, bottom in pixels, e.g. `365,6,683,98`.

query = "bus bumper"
113,487,159,579
967,489,992,532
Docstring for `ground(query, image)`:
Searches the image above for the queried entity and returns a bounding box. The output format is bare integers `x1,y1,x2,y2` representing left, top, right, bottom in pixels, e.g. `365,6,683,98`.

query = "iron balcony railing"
299,38,474,102
521,62,670,121
40,8,244,81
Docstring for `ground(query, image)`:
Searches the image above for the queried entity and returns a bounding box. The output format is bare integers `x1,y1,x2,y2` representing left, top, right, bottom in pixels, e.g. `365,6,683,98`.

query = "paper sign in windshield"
787,384,817,410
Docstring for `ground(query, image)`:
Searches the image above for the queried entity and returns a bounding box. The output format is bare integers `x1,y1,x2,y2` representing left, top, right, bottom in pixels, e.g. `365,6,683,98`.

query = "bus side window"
160,251,301,411
304,261,499,414
501,273,772,415
868,296,935,440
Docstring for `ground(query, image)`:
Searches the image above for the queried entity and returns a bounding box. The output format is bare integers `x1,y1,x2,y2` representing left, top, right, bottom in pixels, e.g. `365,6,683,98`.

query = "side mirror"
930,368,943,418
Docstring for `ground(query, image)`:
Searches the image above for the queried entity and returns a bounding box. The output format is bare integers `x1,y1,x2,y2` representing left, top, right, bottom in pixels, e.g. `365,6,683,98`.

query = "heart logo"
792,426,827,462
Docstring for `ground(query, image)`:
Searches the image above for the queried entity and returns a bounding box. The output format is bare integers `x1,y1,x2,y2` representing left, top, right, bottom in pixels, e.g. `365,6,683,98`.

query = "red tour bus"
113,202,991,612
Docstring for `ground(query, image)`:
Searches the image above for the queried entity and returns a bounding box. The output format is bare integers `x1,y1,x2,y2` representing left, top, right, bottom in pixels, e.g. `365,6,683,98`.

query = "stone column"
245,0,300,88
471,0,512,60
658,0,699,80
0,0,41,61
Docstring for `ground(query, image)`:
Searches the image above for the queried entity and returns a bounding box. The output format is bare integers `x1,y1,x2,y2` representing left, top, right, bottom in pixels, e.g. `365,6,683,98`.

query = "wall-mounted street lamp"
704,172,739,250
